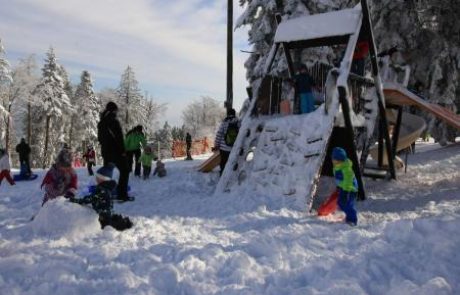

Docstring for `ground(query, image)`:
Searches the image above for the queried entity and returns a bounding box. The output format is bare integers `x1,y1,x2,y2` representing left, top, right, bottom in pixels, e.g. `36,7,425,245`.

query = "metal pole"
226,0,233,112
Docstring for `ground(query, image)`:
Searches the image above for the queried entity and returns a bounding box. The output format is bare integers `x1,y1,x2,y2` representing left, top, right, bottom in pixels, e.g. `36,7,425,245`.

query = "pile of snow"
0,141,458,294
31,197,101,240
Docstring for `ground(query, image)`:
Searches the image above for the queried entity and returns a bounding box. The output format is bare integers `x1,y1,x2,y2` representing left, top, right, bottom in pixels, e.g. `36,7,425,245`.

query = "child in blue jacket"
332,147,358,226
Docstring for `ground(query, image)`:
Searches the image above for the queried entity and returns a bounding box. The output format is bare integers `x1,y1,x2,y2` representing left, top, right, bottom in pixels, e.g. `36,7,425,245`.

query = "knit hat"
106,101,118,112
332,147,348,161
96,163,115,182
56,148,73,167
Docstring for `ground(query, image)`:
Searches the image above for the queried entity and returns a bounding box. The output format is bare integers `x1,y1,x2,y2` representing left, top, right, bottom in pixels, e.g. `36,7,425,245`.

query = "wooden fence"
171,137,211,158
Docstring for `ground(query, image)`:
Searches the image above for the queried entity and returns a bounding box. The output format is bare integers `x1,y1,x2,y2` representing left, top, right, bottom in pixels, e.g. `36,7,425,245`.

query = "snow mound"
31,197,101,240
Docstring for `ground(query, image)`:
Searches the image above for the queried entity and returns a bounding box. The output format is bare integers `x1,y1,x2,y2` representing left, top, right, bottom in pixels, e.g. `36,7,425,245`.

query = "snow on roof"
274,8,362,43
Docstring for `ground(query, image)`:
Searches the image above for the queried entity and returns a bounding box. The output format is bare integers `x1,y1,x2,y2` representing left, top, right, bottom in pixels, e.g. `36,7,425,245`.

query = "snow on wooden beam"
274,8,362,44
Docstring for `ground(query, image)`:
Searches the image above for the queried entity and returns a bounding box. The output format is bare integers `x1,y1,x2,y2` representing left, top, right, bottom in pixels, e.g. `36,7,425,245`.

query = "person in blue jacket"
293,64,316,114
332,147,358,226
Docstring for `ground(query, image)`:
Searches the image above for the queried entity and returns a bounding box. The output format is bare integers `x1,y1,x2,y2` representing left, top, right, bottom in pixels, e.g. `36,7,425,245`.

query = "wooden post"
226,0,233,111
338,86,366,200
378,119,384,167
361,0,396,179
391,106,403,158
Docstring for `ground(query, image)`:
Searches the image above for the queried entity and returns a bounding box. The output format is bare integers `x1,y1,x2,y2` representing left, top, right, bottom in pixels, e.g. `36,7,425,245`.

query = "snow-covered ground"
0,140,459,295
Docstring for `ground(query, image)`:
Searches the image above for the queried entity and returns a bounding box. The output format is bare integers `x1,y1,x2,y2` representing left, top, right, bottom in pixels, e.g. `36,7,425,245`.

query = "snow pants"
142,165,151,179
300,92,315,114
0,170,15,185
103,156,129,199
337,189,358,225
127,149,141,176
87,162,95,176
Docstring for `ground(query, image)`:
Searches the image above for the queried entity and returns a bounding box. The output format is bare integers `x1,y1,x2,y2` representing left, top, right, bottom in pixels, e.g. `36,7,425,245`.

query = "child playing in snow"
71,164,132,231
331,147,358,226
83,145,96,176
138,146,154,180
41,146,77,206
153,157,167,178
0,149,15,186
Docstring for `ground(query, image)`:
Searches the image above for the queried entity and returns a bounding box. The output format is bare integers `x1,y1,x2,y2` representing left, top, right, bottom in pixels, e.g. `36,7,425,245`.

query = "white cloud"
0,0,251,125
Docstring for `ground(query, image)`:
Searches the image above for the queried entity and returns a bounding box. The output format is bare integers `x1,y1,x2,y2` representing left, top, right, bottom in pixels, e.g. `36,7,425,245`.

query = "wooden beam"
391,107,403,158
338,86,366,201
361,0,396,179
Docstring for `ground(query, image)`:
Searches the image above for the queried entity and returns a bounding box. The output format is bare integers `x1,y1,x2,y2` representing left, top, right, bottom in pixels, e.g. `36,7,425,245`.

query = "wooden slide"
384,82,460,130
369,111,426,167
369,82,460,168
197,152,220,172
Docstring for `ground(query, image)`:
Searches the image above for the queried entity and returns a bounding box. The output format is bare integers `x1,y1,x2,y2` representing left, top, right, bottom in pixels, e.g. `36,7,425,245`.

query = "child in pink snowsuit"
41,147,77,205
0,149,15,186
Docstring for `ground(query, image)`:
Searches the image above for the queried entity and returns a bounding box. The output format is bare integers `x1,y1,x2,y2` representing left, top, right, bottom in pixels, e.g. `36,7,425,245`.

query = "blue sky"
0,0,250,126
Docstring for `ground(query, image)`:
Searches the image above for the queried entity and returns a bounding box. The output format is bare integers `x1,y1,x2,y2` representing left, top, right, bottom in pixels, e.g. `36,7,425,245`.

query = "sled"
317,190,339,216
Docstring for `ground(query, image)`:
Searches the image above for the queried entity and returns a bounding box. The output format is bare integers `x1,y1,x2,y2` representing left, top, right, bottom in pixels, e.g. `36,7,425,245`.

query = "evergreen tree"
236,0,352,82
57,65,75,145
171,125,186,141
32,47,72,167
72,70,100,149
11,55,40,145
159,121,173,158
0,38,13,148
370,0,460,143
117,66,143,131
98,87,118,108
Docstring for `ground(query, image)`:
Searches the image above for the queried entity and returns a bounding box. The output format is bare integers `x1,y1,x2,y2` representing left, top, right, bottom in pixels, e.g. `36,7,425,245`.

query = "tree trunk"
5,114,10,151
27,103,31,144
69,116,74,148
43,116,51,169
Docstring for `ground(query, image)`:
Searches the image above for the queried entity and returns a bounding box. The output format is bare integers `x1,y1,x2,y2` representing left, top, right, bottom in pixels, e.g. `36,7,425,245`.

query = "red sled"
318,190,339,216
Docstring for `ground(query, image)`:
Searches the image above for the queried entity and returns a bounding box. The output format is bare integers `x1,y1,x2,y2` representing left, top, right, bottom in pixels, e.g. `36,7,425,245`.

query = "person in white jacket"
0,149,15,186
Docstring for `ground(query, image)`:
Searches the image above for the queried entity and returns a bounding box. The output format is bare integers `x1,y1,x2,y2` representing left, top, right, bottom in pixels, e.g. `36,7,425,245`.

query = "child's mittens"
64,190,75,200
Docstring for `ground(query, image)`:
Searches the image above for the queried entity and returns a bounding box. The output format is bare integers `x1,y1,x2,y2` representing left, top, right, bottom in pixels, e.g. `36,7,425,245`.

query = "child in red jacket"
0,149,15,186
41,147,77,206
83,145,96,176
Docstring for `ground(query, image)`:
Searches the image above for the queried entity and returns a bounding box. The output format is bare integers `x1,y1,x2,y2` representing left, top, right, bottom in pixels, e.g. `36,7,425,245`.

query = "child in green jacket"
138,146,154,180
332,147,358,226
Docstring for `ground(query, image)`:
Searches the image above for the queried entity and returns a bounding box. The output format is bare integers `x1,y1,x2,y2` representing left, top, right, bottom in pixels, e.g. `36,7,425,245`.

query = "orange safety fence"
171,137,211,158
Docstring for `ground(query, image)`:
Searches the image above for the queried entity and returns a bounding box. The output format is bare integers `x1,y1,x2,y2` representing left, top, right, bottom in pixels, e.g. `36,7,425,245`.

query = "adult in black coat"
185,132,193,160
97,102,130,200
16,138,31,175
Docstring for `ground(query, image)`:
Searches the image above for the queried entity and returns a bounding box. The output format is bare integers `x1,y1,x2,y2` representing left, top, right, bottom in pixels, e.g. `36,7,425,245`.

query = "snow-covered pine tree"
117,66,144,131
72,70,100,150
32,47,72,168
57,65,74,146
159,121,173,158
171,125,186,141
10,55,40,146
236,0,354,82
0,38,13,148
370,0,460,144
98,87,118,109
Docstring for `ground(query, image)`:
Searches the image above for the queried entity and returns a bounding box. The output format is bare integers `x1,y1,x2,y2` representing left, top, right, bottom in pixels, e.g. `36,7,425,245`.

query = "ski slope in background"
0,140,459,295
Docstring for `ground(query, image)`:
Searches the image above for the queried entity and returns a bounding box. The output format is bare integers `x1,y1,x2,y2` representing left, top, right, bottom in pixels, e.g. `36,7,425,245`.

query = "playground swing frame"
262,1,397,200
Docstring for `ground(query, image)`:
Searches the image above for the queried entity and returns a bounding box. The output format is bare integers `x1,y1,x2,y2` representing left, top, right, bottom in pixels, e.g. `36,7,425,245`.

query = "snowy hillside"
0,140,459,295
